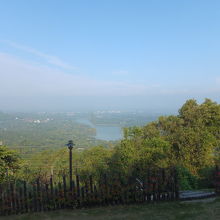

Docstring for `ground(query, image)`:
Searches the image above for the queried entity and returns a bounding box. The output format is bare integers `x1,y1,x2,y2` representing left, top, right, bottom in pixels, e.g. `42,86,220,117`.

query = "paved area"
179,190,216,200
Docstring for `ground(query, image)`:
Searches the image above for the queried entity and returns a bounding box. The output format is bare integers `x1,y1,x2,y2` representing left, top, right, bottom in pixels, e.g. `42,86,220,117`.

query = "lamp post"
66,140,74,191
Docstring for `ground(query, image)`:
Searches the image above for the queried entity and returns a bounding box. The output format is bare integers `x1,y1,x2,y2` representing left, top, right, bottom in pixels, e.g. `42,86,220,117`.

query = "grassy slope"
2,198,220,220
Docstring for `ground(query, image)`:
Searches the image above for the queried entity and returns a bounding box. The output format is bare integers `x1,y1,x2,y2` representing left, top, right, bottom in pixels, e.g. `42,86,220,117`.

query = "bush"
177,166,198,190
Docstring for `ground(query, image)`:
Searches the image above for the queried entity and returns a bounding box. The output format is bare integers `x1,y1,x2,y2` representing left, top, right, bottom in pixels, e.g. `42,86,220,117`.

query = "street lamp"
66,140,75,191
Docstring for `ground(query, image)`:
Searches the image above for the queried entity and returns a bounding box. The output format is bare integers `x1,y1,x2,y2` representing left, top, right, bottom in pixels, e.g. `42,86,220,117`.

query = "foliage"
176,166,198,190
77,146,113,181
109,98,220,186
0,145,21,181
107,136,171,181
3,99,220,190
17,146,113,183
0,112,112,159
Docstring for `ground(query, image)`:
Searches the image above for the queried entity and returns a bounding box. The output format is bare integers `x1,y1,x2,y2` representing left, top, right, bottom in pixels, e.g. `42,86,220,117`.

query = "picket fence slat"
0,167,181,216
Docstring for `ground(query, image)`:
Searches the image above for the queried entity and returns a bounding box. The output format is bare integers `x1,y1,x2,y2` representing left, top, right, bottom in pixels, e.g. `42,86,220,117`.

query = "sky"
0,0,220,113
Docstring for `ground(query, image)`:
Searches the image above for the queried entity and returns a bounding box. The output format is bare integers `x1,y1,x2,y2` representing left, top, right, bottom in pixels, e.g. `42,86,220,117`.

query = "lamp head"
66,140,74,150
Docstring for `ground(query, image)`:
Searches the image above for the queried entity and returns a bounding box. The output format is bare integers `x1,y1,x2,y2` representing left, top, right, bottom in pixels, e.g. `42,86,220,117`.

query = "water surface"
76,118,122,141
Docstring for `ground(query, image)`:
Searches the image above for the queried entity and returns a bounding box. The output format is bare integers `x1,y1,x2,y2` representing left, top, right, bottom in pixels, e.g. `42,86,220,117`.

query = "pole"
67,140,74,192
69,147,73,191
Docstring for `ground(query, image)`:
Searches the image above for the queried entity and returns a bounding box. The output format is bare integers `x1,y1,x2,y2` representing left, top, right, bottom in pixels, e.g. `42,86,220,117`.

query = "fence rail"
0,168,179,216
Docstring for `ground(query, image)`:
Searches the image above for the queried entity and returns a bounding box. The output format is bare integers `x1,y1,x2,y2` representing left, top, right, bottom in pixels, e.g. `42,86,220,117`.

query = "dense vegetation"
0,112,95,148
0,145,20,182
0,112,117,159
0,111,153,158
1,99,220,190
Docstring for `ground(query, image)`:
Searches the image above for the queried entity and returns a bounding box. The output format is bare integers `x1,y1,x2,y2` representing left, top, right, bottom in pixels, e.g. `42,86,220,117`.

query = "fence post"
161,169,166,200
28,191,33,212
174,167,179,200
103,174,109,205
58,182,63,209
33,183,37,212
2,188,6,215
89,175,94,204
10,182,15,214
63,176,67,208
85,181,89,206
94,185,98,205
215,165,220,195
0,184,3,215
147,169,151,202
19,187,23,214
45,183,50,211
54,183,60,209
6,187,11,215
72,180,76,207
76,175,81,208
23,181,28,213
152,179,156,201
50,176,54,210
81,186,85,206
15,186,20,214
36,179,41,212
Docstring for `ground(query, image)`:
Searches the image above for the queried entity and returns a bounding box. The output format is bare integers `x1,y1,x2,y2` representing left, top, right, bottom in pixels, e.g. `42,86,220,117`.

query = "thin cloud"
0,52,150,97
1,52,218,98
3,40,76,70
0,53,219,111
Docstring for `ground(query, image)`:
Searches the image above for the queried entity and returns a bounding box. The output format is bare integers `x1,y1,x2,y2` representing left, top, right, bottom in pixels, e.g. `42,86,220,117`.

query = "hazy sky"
0,0,220,112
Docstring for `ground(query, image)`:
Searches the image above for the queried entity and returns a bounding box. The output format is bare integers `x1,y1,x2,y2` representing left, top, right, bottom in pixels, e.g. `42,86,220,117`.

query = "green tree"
0,146,20,181
78,146,113,181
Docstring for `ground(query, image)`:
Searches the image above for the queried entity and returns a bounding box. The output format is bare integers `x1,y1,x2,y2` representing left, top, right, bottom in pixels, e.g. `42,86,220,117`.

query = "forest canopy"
1,99,220,190
0,145,20,181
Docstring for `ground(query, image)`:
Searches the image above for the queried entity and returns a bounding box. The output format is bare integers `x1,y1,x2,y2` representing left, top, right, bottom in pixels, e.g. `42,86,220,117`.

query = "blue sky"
0,0,220,112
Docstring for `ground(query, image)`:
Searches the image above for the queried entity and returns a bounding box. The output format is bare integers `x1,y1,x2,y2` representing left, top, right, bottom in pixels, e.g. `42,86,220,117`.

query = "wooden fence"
0,168,179,216
215,165,220,195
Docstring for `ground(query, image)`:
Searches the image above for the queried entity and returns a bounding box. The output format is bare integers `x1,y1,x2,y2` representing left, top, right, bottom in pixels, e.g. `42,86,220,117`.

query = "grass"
1,198,220,220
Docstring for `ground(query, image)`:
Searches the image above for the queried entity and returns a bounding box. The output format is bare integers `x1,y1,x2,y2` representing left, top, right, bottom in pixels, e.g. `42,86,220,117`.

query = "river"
75,118,123,141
